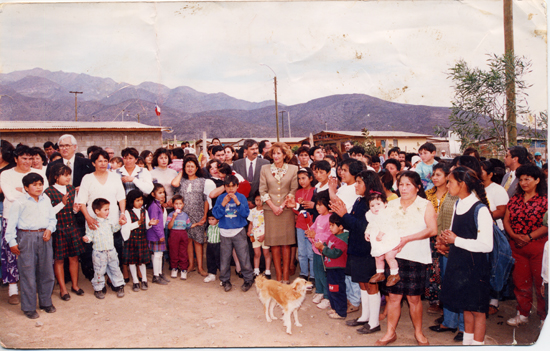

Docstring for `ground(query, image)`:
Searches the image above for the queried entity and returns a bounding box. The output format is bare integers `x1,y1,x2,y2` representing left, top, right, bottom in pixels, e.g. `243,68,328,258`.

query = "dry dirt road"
0,267,547,349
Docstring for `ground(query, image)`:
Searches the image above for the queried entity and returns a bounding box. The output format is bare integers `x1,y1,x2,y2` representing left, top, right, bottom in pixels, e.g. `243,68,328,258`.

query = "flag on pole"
155,105,161,116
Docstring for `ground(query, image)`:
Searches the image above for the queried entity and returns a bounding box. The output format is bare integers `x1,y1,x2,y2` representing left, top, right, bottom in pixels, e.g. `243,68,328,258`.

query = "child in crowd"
5,173,57,319
296,146,311,168
312,160,331,192
44,164,85,301
415,142,438,190
294,167,317,285
204,211,221,283
109,156,123,171
365,192,401,286
168,148,184,173
212,175,254,292
323,155,338,178
146,183,169,285
314,213,349,319
121,189,151,292
167,195,197,280
305,191,332,309
83,198,127,299
247,192,272,278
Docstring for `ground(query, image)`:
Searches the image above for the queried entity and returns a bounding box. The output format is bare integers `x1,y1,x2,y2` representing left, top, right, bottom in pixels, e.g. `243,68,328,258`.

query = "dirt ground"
0,264,547,349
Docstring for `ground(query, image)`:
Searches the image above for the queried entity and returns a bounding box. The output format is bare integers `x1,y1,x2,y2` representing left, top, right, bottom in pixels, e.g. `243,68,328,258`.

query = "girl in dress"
365,191,401,286
121,189,152,292
146,183,169,285
44,164,85,300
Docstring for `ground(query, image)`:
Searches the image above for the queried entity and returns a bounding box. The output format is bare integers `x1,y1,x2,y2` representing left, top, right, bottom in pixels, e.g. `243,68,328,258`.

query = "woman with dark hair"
259,142,298,283
439,167,493,345
31,147,48,169
139,150,154,171
375,171,437,346
224,146,238,167
331,170,385,335
171,156,216,276
463,147,481,160
117,147,153,196
450,155,481,177
504,164,548,327
150,148,177,208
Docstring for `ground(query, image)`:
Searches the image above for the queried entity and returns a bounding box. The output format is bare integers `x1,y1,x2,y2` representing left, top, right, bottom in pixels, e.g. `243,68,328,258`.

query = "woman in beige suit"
259,142,298,283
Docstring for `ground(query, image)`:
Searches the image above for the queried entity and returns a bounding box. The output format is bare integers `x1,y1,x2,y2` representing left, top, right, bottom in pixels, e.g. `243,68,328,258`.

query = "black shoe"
454,331,464,342
429,325,458,333
159,274,171,283
24,310,39,319
132,283,140,292
222,281,232,292
241,281,253,292
70,287,85,296
299,275,308,280
346,318,368,327
116,286,125,298
124,278,130,284
357,324,381,334
265,273,272,280
434,316,444,325
141,281,149,290
152,276,168,285
94,290,105,299
39,305,56,313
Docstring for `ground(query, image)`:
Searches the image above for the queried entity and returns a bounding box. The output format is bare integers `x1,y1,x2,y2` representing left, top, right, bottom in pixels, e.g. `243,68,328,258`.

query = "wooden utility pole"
69,91,83,121
504,0,516,146
274,76,279,141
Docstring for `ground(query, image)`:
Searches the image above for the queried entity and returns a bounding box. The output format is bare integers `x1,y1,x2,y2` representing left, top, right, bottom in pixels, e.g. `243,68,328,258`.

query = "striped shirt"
84,217,121,251
207,224,221,244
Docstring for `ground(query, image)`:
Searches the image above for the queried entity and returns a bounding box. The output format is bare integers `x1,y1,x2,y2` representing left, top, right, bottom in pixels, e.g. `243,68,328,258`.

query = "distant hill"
0,68,453,140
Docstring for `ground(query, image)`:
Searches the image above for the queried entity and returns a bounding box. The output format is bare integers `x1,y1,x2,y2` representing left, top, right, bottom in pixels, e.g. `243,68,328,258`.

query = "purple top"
147,200,165,242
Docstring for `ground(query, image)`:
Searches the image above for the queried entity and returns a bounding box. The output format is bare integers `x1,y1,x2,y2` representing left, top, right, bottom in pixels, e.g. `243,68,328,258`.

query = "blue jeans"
345,275,361,307
440,255,464,331
296,228,314,278
91,248,125,291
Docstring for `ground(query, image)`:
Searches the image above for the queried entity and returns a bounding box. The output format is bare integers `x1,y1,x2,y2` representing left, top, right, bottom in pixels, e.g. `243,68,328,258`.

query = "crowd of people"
0,135,548,345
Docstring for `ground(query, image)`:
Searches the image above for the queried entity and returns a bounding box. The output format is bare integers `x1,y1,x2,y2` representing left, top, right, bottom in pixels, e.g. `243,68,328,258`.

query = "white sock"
357,289,370,322
254,268,260,275
153,252,163,276
471,340,485,345
8,283,18,296
129,264,139,284
390,269,399,275
368,292,381,328
463,332,474,345
139,264,148,282
265,270,271,275
489,298,499,307
376,269,384,273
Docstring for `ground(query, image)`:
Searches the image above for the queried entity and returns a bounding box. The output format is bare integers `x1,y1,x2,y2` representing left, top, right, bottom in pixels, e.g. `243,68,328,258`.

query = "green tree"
360,128,383,157
436,53,534,151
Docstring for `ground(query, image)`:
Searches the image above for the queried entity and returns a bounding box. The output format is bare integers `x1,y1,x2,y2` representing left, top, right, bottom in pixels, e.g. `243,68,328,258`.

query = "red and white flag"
155,105,161,116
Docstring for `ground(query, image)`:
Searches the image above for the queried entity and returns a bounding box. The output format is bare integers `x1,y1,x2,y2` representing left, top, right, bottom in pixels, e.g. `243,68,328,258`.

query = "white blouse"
76,172,126,225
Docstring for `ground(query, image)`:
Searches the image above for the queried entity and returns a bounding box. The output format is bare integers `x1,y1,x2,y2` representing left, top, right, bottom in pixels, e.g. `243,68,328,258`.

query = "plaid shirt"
84,218,121,251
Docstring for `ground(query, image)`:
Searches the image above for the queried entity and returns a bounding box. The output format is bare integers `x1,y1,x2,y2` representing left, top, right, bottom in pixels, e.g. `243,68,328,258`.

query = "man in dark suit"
233,139,270,203
46,134,95,282
501,145,530,198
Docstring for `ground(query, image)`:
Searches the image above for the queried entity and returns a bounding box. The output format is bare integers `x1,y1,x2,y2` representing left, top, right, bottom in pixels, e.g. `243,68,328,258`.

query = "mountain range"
0,68,453,140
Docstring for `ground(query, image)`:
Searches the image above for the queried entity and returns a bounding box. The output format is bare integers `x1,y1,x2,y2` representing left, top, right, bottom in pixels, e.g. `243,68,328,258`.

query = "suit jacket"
233,157,270,201
501,171,519,198
259,163,299,208
46,157,95,188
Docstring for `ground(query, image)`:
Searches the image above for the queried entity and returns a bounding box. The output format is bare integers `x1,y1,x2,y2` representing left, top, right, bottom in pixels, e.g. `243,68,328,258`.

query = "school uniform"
121,208,151,265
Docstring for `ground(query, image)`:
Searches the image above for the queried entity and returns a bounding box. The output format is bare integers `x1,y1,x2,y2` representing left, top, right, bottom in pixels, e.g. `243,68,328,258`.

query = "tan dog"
255,275,313,334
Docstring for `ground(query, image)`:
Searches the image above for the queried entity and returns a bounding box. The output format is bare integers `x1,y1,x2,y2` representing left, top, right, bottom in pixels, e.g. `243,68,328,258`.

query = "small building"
313,130,434,156
0,121,166,156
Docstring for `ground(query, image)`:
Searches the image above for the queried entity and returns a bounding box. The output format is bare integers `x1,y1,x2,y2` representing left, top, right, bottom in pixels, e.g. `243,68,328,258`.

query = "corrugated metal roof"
0,121,166,131
321,130,432,138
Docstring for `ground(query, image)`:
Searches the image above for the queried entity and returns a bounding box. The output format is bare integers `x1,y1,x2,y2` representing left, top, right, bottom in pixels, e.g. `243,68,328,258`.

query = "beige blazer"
259,163,299,208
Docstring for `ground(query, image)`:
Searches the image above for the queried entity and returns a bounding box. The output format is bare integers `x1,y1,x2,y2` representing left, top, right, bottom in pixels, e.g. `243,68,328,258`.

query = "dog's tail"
255,275,267,289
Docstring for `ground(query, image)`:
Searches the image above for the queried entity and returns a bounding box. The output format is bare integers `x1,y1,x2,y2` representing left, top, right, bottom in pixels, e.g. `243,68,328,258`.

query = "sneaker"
159,274,171,283
141,281,149,290
94,290,105,299
312,293,324,304
24,310,39,319
132,283,141,292
317,299,331,309
171,268,178,278
40,305,56,313
222,281,232,292
507,312,528,327
181,270,187,280
116,286,125,298
204,273,216,283
241,281,253,292
152,276,167,285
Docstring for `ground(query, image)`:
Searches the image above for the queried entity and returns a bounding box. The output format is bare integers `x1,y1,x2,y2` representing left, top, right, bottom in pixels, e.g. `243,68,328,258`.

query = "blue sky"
0,0,547,115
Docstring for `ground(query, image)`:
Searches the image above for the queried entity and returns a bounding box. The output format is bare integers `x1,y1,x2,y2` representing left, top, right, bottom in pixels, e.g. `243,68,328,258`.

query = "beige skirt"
264,208,296,246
